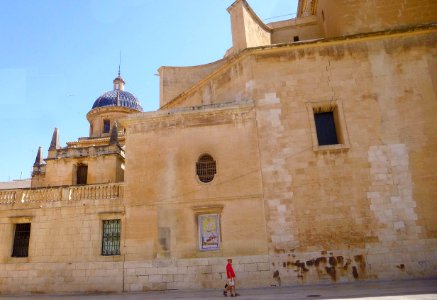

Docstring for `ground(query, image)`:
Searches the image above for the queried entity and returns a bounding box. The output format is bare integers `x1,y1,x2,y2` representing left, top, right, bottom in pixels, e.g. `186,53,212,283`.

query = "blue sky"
0,0,298,182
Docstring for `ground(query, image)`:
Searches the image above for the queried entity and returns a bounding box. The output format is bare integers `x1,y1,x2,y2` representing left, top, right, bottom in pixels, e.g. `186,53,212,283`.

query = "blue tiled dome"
92,90,143,111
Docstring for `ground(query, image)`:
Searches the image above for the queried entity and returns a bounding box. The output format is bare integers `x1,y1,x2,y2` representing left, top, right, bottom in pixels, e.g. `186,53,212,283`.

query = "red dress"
226,262,235,279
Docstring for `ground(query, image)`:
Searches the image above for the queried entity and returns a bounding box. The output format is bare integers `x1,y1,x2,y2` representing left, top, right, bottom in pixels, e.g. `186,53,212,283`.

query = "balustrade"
0,190,17,204
68,183,121,201
0,183,123,205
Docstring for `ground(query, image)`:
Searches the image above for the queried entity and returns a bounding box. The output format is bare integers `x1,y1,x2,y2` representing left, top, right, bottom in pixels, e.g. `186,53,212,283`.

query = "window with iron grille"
314,111,339,146
102,219,120,256
196,154,216,183
12,223,31,257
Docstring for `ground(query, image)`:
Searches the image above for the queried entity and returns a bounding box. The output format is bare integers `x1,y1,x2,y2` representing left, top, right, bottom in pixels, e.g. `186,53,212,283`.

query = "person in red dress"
224,258,237,297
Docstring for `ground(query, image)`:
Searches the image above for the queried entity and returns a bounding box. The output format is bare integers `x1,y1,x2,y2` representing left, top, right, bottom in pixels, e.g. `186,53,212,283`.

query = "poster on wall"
198,214,220,251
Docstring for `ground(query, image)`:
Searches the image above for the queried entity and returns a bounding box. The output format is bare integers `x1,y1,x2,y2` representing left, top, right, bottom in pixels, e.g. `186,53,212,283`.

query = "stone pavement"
1,278,436,300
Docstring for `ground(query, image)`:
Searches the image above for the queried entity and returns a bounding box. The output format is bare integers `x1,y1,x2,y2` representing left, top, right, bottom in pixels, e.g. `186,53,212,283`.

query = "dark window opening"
196,154,216,183
102,219,120,256
314,111,338,145
103,119,110,133
12,223,31,257
322,10,325,22
77,164,88,185
293,36,300,42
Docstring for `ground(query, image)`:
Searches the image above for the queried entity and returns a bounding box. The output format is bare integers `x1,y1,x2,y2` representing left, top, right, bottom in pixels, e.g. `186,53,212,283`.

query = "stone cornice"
86,105,140,122
120,101,255,132
67,135,125,147
46,143,125,161
161,24,437,110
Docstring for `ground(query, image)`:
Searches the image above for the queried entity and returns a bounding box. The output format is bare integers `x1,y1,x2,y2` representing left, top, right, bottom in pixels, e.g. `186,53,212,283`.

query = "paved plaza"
1,278,437,300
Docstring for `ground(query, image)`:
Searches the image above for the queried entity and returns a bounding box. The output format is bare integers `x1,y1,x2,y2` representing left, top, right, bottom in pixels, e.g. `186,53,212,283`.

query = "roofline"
160,24,437,110
227,0,272,33
120,100,254,128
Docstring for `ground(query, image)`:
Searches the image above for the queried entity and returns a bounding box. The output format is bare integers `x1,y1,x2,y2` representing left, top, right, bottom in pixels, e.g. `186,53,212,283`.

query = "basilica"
1,0,437,294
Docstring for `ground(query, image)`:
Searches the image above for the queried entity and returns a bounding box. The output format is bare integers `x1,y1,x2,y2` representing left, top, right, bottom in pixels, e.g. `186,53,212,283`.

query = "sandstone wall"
160,58,256,111
251,29,437,283
159,59,227,108
0,185,124,294
1,17,436,297
121,103,268,262
227,0,271,54
39,154,122,187
270,16,321,44
317,0,437,38
123,255,272,292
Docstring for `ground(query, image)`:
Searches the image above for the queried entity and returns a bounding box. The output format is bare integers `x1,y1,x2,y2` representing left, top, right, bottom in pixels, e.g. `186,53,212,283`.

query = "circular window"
196,154,216,183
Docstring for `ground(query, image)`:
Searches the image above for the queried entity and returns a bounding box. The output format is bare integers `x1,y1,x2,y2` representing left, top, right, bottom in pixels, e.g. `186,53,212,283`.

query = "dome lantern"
113,67,125,91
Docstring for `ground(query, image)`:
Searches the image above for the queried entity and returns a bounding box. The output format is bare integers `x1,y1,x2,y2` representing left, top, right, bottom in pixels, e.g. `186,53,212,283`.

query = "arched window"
196,154,216,183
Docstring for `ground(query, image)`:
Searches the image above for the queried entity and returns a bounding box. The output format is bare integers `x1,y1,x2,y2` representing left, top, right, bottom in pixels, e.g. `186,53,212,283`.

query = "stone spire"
49,127,60,150
109,122,119,145
33,146,43,167
32,146,46,179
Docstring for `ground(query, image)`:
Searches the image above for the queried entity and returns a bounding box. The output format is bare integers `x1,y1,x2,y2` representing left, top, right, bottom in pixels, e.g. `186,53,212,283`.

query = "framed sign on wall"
198,213,220,251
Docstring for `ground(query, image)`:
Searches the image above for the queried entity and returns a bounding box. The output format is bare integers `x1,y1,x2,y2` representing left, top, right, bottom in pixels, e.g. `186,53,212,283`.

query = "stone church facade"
1,0,436,294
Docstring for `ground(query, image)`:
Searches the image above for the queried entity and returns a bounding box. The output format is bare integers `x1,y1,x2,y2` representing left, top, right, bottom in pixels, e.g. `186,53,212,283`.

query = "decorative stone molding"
98,211,125,219
46,144,124,160
191,205,224,215
8,216,33,223
122,101,255,134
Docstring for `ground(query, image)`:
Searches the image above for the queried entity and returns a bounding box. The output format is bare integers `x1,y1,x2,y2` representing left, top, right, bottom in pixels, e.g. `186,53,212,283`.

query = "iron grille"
102,219,120,256
12,223,31,257
314,111,338,145
196,154,216,183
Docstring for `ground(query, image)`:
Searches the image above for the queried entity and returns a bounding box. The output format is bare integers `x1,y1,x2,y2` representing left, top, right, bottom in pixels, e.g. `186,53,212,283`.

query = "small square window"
307,101,350,151
314,111,338,145
103,119,111,134
102,219,120,256
12,223,31,257
293,36,300,42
